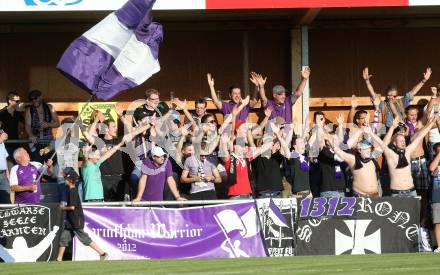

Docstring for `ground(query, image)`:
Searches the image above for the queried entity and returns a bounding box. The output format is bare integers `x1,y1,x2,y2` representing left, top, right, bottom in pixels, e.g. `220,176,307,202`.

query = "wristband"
422,79,427,84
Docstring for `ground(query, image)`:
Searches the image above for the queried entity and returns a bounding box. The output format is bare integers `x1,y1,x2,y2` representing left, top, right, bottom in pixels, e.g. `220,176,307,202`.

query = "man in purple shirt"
252,67,311,123
9,147,53,204
132,146,186,202
207,73,258,122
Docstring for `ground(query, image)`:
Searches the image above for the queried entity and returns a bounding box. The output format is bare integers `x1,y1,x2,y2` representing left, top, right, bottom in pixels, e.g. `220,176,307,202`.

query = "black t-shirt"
318,146,346,192
100,137,125,175
0,107,24,155
253,152,284,192
66,187,84,230
286,158,310,193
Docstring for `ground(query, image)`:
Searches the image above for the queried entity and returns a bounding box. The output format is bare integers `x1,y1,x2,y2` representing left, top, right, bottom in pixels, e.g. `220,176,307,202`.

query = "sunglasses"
30,97,39,101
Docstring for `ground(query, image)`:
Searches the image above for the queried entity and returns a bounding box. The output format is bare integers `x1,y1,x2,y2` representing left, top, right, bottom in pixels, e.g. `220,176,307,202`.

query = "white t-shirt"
0,143,8,171
54,139,80,178
183,156,217,194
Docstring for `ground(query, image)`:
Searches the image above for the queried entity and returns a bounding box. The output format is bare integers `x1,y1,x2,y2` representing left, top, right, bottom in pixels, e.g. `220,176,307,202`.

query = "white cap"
151,146,166,157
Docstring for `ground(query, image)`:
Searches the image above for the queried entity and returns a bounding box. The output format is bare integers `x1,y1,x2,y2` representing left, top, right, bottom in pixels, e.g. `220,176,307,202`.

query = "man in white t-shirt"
40,118,80,202
0,130,10,203
180,151,221,200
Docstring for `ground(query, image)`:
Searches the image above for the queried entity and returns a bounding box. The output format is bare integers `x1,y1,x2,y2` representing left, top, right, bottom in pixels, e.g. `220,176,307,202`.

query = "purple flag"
73,202,267,260
268,199,289,228
57,0,162,100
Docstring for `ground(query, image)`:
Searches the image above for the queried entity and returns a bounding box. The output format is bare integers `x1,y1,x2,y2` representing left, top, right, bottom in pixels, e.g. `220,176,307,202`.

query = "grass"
1,253,440,275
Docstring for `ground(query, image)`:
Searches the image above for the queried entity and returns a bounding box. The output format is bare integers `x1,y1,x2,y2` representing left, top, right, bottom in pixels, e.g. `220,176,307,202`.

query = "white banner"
0,0,206,12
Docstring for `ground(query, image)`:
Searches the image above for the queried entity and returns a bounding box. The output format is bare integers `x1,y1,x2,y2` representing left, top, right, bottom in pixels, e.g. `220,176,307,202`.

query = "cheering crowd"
1,67,440,252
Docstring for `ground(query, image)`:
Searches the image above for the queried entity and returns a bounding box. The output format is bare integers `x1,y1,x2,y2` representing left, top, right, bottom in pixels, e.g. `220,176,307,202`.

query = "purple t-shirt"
10,162,43,204
141,157,173,201
265,95,298,124
221,101,249,122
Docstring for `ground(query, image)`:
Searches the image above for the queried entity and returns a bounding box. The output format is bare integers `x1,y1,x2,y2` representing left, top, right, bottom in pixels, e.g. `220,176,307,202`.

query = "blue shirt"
378,92,413,128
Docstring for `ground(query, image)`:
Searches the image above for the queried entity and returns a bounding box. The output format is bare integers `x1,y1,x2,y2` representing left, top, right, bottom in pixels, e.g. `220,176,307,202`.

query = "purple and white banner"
73,201,267,260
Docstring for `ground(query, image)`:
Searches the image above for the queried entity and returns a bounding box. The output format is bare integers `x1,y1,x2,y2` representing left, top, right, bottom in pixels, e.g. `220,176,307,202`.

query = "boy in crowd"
81,136,129,202
57,167,108,261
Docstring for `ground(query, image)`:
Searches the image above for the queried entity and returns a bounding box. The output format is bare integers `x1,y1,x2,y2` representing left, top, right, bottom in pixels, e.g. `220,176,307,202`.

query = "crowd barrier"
0,197,420,262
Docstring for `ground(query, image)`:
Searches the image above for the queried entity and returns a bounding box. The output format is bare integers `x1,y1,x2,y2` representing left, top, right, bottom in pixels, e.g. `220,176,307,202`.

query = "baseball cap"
274,117,286,128
28,89,42,100
170,111,181,124
156,101,170,116
151,146,166,157
134,108,150,122
357,140,372,150
61,117,75,125
63,167,79,181
272,85,289,95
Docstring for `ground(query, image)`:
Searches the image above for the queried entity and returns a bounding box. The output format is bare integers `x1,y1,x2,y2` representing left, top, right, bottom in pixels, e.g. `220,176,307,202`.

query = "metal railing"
0,198,303,208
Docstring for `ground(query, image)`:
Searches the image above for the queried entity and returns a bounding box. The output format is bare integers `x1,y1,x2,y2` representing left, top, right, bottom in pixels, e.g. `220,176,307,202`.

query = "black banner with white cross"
295,197,420,255
0,204,63,262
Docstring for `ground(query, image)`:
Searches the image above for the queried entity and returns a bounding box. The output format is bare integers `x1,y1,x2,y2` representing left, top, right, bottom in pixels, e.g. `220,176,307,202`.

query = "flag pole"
213,214,238,258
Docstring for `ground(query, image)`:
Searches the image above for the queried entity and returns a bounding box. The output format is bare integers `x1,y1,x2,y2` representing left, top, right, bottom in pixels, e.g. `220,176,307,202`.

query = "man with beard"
251,68,310,124
368,116,436,197
0,92,26,162
132,146,186,202
332,137,381,198
24,90,60,161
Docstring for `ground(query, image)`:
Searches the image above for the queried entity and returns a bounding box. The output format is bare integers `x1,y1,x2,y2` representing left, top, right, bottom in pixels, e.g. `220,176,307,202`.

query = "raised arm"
293,67,311,98
101,139,125,162
115,103,133,130
347,95,359,124
335,113,346,142
331,135,355,167
271,124,290,158
407,117,435,154
252,139,274,159
362,67,377,98
250,72,268,106
425,87,438,118
173,98,199,132
207,73,222,110
382,118,399,147
252,107,272,136
175,126,189,162
347,128,364,149
388,97,402,121
409,67,431,97
364,125,391,154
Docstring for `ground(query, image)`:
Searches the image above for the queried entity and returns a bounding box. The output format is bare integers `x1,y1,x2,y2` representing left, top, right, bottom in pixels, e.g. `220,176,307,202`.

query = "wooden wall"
309,27,440,98
0,26,291,103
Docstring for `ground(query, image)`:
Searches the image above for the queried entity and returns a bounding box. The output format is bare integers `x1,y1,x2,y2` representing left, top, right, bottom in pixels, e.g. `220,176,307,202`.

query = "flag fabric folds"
57,0,162,100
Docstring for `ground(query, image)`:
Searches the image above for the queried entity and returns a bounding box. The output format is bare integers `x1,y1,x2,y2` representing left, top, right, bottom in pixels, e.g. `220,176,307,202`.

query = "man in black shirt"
0,92,25,161
253,139,284,198
57,167,108,261
100,119,127,201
